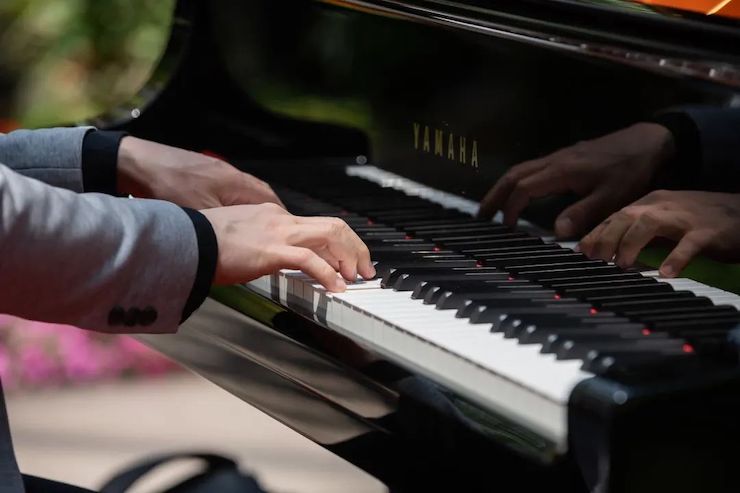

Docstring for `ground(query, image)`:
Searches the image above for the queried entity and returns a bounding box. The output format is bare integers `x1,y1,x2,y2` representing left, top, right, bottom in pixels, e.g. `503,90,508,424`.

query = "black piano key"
391,271,509,291
564,282,674,299
358,231,408,240
375,259,478,279
541,327,668,354
369,243,437,254
639,307,740,323
371,250,461,261
583,351,700,377
651,317,740,333
466,301,593,326
482,253,586,268
552,337,687,361
507,260,607,274
488,306,599,331
469,243,564,258
431,232,529,244
539,272,647,284
436,289,557,310
549,277,659,290
515,265,623,280
428,282,541,305
405,224,512,236
627,305,738,319
569,290,694,303
513,319,637,342
599,296,714,314
454,237,545,250
393,219,475,229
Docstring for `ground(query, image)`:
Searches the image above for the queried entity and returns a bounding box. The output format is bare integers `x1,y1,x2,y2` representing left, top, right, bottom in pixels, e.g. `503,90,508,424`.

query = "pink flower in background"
0,316,180,391
0,345,14,390
19,345,60,386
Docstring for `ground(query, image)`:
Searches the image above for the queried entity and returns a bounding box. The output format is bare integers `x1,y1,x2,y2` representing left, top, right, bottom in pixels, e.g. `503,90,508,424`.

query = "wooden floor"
6,373,387,493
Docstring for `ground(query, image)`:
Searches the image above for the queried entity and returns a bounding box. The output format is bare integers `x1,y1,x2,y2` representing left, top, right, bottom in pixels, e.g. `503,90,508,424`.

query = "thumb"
554,191,613,239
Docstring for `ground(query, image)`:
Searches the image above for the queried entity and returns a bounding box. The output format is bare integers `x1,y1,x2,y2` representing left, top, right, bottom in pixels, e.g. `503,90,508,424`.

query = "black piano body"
92,1,740,491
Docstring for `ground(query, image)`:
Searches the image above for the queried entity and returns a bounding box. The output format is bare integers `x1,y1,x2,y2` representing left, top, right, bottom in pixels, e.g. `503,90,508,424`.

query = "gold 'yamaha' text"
413,122,478,168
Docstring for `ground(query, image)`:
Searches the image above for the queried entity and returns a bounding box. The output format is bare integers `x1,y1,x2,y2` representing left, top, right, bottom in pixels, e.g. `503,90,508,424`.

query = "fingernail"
368,262,377,278
573,243,581,253
660,264,675,278
334,278,347,292
555,217,574,238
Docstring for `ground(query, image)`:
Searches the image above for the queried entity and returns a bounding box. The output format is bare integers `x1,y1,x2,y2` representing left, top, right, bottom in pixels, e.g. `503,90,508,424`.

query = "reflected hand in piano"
479,107,740,241
579,190,740,277
477,122,675,237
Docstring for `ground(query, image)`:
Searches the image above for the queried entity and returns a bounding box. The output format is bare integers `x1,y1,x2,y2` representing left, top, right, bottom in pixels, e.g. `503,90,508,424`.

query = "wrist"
117,136,151,197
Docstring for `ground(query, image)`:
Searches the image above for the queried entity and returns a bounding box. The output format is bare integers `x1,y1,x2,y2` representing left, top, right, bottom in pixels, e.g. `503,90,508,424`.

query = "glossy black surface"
118,0,740,491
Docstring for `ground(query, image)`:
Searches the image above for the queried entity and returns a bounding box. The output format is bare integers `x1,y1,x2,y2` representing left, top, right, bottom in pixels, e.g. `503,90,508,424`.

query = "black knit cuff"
81,130,128,194
180,208,218,322
647,112,701,189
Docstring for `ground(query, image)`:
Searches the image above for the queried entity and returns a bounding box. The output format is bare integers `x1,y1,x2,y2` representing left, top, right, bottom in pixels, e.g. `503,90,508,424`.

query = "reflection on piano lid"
123,0,740,491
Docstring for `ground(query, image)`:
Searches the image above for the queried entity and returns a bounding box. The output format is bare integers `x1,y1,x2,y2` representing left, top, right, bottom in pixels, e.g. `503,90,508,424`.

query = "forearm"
0,164,211,333
652,106,740,191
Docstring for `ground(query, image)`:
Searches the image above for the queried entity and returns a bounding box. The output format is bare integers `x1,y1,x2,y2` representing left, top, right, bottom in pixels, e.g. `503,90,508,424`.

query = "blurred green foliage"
0,0,173,127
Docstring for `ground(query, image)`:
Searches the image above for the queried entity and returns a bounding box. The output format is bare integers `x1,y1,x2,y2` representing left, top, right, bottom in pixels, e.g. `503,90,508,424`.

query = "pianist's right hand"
478,122,675,238
201,203,375,292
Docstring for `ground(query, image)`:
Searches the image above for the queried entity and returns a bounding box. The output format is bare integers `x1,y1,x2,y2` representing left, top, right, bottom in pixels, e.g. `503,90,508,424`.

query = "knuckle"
328,218,346,235
648,189,669,201
512,181,531,197
618,207,637,220
498,174,515,189
294,249,313,264
638,210,660,226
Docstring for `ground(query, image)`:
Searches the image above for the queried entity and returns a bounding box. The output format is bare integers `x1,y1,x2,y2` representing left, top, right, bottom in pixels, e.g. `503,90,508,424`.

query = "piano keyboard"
246,164,740,452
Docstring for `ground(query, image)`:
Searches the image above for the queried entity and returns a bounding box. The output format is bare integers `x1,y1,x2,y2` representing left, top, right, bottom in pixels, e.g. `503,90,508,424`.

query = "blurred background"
0,0,172,129
0,2,385,490
0,0,177,392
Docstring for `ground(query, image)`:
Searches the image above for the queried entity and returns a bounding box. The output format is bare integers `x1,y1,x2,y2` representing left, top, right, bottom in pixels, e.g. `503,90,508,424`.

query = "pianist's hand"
201,203,375,291
117,137,285,209
578,190,740,277
478,123,674,238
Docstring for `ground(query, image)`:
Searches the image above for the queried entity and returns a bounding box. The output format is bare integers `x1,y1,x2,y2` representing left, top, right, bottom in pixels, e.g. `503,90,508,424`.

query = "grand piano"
92,1,740,491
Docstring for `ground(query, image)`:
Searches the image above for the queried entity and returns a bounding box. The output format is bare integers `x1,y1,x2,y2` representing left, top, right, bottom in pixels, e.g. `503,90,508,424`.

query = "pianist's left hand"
578,190,740,277
116,136,285,209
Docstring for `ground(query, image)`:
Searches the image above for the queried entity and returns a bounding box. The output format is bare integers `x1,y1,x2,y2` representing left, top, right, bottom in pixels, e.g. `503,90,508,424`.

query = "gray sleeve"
0,127,93,192
0,163,199,334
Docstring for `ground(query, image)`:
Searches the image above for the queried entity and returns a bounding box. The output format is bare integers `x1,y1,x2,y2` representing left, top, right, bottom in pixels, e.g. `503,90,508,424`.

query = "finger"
478,158,549,219
580,211,634,261
315,246,340,271
279,246,346,292
613,211,667,268
614,210,684,268
554,189,614,239
660,233,705,278
296,217,375,279
501,166,570,227
287,220,367,281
